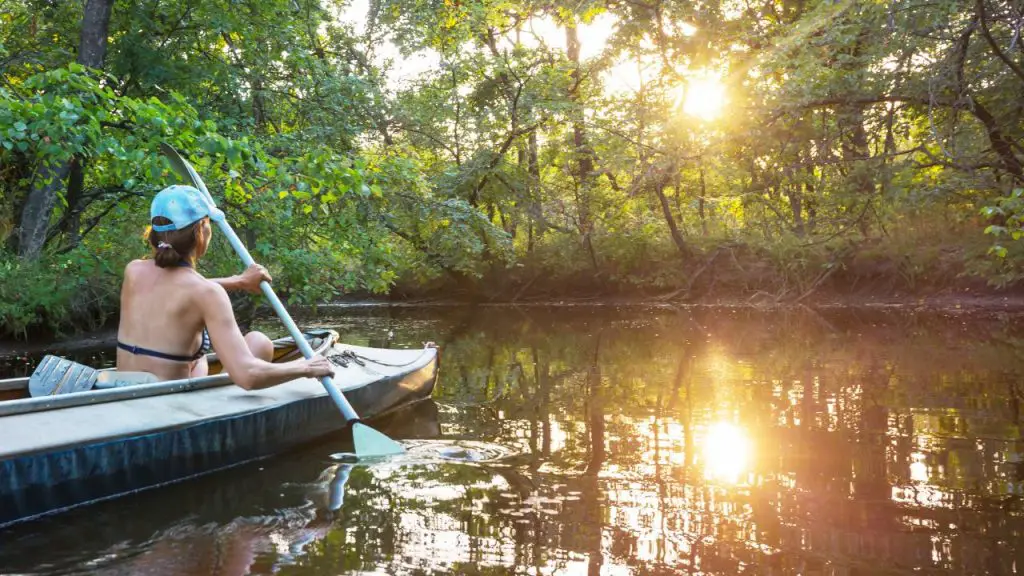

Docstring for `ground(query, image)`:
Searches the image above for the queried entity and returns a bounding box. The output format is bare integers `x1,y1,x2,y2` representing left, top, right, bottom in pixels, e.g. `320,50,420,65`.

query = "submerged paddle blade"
353,422,405,457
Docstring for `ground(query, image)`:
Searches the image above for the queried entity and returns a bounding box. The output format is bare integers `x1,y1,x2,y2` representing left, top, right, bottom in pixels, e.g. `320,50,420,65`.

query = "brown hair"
147,217,203,268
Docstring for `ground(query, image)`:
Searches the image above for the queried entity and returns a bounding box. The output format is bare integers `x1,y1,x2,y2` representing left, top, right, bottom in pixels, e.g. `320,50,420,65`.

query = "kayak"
0,330,439,529
0,400,442,572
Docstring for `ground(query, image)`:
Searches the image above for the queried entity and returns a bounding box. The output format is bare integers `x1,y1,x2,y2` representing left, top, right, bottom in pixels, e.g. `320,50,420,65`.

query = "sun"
680,75,727,121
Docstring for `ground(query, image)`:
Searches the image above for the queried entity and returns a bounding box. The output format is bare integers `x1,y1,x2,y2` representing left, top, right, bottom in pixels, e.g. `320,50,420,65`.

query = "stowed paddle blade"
353,422,406,457
29,355,98,397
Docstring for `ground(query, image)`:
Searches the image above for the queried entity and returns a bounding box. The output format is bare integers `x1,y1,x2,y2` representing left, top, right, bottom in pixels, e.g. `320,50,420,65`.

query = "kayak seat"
94,371,160,390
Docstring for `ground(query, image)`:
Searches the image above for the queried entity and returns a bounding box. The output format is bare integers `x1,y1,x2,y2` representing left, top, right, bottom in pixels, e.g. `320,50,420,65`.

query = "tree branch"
393,123,459,160
976,0,1024,85
55,189,148,252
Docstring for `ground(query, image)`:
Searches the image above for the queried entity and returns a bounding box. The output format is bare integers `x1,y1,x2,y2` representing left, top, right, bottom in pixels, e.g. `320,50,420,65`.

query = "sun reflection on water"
700,421,751,484
910,452,929,482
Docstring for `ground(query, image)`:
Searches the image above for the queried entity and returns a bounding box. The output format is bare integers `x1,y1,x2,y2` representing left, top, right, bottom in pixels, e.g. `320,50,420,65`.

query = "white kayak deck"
0,343,436,460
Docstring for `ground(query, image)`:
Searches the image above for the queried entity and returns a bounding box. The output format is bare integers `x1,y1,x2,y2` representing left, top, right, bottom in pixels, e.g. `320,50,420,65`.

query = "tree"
17,0,114,259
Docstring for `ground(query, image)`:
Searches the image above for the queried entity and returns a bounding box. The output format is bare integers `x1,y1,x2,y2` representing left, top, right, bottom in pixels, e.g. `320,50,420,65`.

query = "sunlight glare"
678,22,698,36
523,13,617,60
679,75,727,121
701,422,750,484
910,452,929,482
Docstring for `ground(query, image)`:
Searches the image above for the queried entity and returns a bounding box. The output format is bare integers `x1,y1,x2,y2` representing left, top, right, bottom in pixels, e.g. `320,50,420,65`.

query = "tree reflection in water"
2,305,1024,575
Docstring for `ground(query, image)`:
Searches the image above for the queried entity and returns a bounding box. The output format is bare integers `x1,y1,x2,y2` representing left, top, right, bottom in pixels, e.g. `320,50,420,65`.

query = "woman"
116,184,334,389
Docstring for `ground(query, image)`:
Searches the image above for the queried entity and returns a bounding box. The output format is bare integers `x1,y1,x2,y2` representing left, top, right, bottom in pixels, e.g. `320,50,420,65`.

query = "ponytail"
153,240,184,268
147,217,201,268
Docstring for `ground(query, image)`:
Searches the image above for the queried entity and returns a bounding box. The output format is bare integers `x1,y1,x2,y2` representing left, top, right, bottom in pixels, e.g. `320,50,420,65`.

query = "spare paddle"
29,355,98,397
158,142,405,457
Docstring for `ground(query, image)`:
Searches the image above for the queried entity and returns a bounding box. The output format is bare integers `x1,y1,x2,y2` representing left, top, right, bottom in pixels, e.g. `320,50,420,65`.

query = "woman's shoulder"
124,258,151,276
175,273,231,303
170,269,226,298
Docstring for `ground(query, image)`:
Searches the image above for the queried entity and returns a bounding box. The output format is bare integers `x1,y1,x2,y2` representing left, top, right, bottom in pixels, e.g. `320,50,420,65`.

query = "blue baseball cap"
150,185,212,232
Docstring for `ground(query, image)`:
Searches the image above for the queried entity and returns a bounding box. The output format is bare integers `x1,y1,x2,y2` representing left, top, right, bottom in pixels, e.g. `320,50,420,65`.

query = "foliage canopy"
2,0,1024,337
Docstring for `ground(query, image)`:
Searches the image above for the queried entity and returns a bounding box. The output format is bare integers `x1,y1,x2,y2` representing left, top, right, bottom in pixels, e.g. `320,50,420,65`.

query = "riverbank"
6,289,1024,359
5,227,1024,350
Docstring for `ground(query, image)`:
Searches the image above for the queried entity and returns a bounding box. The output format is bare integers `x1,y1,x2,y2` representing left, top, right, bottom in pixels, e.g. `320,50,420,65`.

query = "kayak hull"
0,333,439,529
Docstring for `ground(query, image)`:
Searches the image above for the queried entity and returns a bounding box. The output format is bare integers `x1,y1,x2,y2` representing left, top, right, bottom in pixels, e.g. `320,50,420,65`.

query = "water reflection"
702,422,750,484
3,305,1024,574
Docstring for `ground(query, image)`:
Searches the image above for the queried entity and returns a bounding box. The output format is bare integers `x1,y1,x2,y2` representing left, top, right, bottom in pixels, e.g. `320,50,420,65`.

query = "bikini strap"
117,339,207,363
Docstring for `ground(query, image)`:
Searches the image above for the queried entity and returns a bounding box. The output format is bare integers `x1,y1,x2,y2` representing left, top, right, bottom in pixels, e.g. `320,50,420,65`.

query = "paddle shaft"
210,220,360,423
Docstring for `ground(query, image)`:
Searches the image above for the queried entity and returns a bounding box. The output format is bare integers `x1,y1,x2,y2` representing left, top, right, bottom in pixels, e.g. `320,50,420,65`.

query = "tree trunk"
17,0,114,259
805,164,817,234
950,16,1023,182
18,163,72,259
655,182,688,258
970,99,1024,181
834,31,874,237
77,0,114,69
789,185,805,237
252,77,267,133
565,22,599,271
673,174,684,224
698,163,708,236
527,126,541,247
65,157,85,248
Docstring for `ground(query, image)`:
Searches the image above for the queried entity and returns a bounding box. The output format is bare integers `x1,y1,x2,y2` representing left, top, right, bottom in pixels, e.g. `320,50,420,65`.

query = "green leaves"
982,189,1024,258
1,64,202,170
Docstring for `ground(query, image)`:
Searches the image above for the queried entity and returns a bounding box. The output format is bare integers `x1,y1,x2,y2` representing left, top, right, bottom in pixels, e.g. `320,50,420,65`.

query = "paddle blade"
352,422,405,457
29,355,98,397
159,142,210,197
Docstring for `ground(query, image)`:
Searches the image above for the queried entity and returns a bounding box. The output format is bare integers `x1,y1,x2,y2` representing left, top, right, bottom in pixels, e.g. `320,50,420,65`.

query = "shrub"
0,248,122,339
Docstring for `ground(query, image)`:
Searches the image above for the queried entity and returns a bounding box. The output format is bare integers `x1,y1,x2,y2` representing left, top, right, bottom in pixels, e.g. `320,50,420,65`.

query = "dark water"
2,305,1024,575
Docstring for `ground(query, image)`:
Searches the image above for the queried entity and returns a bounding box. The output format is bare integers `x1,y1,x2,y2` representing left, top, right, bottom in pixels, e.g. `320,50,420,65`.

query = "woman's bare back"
115,259,212,380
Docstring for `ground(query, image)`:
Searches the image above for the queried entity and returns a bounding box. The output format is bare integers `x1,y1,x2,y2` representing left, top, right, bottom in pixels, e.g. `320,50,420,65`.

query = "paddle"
157,142,405,457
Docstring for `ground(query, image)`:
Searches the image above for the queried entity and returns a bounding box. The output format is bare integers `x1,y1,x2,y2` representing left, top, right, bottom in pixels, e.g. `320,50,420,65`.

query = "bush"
0,248,123,339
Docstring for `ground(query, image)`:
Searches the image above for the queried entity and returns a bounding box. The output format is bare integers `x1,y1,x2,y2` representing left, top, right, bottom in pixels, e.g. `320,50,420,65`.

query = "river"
1,304,1023,575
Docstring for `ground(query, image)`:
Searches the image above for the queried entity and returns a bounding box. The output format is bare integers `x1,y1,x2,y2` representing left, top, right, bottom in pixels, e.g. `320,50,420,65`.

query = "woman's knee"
244,331,274,361
190,356,210,378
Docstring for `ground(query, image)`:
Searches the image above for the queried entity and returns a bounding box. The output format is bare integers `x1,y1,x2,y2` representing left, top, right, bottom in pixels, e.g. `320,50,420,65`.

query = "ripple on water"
329,439,519,466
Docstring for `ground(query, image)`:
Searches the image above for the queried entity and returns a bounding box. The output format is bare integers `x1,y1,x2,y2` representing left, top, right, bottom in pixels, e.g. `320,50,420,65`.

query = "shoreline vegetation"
4,227,1024,348
5,2,1024,343
5,285,1024,358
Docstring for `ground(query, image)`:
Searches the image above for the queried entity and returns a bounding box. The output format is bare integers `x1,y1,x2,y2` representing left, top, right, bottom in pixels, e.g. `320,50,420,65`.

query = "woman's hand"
236,264,272,294
303,356,336,378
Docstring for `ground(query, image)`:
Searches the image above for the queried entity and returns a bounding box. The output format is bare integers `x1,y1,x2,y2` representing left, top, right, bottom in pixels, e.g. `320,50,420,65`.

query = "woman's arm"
198,281,333,390
210,264,272,294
